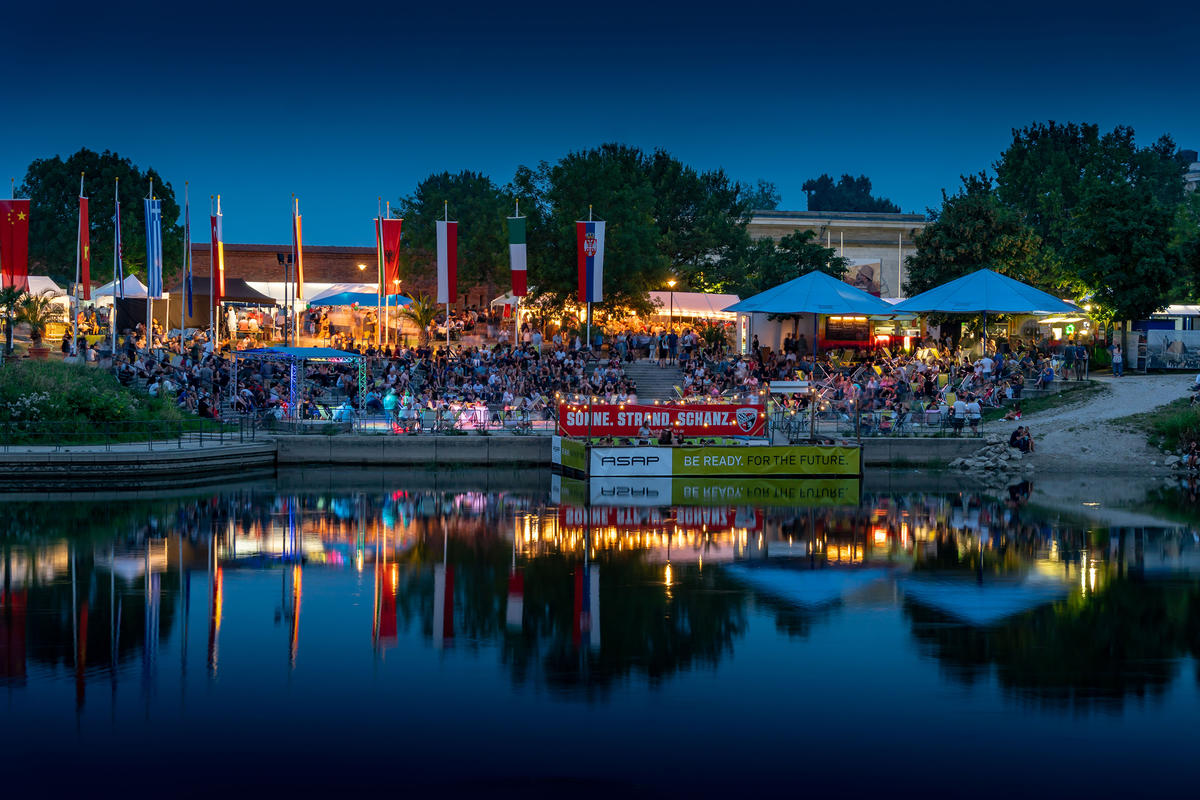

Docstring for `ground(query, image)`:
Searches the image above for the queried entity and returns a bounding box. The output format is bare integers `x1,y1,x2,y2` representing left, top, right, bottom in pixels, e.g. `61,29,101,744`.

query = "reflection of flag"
0,199,30,291
292,197,304,300
78,195,91,300
378,218,403,289
507,216,527,296
143,198,163,296
576,220,605,303
210,199,225,305
436,220,457,305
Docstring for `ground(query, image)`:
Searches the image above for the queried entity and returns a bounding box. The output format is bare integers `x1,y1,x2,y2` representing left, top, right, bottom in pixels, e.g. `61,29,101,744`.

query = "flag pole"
72,172,83,358
445,201,450,354
146,178,153,348
586,205,593,354
513,199,520,347
289,195,295,347
376,196,383,348
111,177,120,358
209,195,215,352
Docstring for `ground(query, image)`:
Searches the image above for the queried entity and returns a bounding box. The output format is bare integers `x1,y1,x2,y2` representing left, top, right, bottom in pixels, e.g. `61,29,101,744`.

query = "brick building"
189,242,502,308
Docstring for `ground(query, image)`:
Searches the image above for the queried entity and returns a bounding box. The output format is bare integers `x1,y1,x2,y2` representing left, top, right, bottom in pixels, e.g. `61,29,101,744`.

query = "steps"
624,359,684,402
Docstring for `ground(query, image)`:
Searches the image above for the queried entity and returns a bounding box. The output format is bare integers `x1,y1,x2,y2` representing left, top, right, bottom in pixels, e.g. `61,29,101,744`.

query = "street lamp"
667,279,677,331
357,263,366,271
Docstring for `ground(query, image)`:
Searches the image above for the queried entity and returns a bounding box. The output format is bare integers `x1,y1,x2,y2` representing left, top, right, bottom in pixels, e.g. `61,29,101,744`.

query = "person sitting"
1034,363,1054,390
657,427,672,445
637,422,652,442
1003,401,1022,421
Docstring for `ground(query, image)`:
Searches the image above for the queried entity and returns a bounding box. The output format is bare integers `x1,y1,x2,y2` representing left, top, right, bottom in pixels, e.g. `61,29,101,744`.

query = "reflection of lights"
356,551,364,572
873,528,888,547
391,564,398,593
664,563,672,587
1082,502,1100,507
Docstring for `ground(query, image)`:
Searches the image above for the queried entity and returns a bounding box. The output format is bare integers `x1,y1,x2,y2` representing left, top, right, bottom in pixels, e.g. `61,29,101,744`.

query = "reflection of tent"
724,565,891,607
893,269,1076,315
724,270,895,316
650,291,740,319
900,576,1070,626
93,275,149,298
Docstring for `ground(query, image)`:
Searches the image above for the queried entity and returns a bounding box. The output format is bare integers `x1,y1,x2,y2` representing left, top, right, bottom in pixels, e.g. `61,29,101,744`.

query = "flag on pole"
0,199,30,291
78,193,91,300
576,220,605,303
507,215,527,296
210,200,225,305
144,198,163,297
113,182,124,298
292,198,304,300
379,218,403,290
436,219,457,305
184,186,193,318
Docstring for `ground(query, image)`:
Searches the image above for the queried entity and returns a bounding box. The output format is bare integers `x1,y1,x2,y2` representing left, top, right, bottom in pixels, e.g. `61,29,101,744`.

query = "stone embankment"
947,433,1034,477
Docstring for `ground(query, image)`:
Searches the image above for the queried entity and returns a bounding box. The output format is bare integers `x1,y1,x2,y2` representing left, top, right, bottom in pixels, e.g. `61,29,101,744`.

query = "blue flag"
144,198,163,297
114,183,124,298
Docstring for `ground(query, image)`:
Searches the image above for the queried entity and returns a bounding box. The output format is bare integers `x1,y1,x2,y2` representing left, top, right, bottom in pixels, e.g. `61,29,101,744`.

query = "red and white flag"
436,219,457,305
78,194,91,300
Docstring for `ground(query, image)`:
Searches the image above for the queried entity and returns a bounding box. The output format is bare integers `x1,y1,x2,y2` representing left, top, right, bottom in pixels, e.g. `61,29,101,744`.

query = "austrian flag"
576,220,605,304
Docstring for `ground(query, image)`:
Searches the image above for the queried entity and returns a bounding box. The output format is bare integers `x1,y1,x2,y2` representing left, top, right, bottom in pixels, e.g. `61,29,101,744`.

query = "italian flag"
508,216,527,296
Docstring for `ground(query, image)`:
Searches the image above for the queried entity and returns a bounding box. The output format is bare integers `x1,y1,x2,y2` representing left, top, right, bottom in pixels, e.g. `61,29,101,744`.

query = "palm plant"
0,285,24,355
17,290,59,346
398,293,440,346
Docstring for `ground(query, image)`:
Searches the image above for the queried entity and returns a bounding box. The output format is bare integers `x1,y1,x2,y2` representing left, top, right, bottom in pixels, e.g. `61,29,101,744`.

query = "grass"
0,359,210,445
1114,397,1200,452
980,380,1106,423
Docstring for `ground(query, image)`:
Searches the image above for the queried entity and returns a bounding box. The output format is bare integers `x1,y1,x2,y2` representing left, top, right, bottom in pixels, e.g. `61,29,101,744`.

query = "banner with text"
558,403,766,438
587,477,861,507
588,445,861,478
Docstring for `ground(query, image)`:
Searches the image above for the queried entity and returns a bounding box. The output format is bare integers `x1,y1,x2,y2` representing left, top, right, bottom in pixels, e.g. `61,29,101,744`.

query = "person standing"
1111,344,1124,377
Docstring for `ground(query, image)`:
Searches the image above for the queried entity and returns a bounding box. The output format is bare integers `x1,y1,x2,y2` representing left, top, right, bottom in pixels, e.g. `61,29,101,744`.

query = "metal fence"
0,417,259,452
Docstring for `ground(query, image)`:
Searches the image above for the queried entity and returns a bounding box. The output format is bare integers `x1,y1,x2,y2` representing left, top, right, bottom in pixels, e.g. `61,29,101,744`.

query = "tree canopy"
802,173,900,213
18,148,184,286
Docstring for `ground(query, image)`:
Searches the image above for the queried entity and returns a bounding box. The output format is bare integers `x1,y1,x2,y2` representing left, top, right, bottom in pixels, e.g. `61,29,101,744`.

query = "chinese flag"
79,197,91,300
0,200,30,291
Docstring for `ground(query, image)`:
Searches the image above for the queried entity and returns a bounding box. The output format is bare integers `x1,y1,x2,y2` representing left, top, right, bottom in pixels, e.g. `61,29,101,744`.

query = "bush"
1149,403,1200,451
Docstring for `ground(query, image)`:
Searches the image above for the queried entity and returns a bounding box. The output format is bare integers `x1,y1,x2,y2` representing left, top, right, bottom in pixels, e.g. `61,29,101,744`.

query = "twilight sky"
3,0,1197,247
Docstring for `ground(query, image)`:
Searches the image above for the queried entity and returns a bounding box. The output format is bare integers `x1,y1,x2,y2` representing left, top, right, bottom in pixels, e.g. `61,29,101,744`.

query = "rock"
1010,450,1022,460
1166,455,1181,466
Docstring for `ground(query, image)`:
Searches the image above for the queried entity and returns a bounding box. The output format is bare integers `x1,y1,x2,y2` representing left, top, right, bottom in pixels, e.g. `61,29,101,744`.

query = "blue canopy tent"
232,346,366,420
307,292,410,308
893,269,1077,347
723,270,896,355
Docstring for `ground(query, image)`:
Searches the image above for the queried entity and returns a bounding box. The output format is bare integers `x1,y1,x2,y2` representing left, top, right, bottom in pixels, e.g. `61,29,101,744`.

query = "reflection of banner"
559,505,671,529
588,445,861,477
551,436,587,472
588,477,861,507
558,403,766,438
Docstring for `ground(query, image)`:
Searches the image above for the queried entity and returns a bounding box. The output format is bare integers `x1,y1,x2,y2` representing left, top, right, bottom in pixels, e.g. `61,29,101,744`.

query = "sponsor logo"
735,407,758,433
599,455,661,467
598,486,661,498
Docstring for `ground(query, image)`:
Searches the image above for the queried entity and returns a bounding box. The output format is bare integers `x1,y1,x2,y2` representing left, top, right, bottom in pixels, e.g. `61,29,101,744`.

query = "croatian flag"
144,198,163,297
436,219,457,305
576,220,605,304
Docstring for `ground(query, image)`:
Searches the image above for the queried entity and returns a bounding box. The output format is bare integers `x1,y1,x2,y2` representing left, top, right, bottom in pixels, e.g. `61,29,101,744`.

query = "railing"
0,417,258,452
253,407,557,436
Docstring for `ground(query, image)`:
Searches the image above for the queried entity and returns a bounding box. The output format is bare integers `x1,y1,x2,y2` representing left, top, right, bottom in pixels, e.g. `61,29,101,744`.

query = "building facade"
747,210,927,299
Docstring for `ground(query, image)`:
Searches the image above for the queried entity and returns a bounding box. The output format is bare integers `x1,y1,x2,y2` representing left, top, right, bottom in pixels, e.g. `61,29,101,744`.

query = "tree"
512,144,669,316
397,293,440,345
802,173,900,213
904,173,1048,296
743,179,781,211
1067,179,1179,323
18,149,183,286
735,230,848,296
396,171,512,293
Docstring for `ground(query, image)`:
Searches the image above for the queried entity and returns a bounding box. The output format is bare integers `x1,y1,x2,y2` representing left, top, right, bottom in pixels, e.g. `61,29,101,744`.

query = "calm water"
2,469,1199,796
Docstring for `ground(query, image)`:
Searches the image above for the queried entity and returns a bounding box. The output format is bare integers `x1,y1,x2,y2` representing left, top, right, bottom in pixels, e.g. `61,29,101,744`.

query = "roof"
648,291,740,317
750,209,926,224
894,269,1077,315
191,242,375,255
236,346,363,360
308,291,410,307
724,270,896,315
169,277,276,304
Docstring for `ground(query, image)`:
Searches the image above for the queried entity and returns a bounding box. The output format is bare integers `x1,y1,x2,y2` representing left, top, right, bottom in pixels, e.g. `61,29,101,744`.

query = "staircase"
624,359,684,402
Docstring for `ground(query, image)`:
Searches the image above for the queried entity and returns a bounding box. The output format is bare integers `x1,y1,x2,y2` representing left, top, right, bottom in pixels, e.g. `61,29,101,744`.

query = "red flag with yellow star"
0,199,30,292
79,196,91,300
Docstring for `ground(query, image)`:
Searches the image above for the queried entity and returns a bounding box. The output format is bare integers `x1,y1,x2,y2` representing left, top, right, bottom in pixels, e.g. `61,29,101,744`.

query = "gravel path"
980,373,1194,473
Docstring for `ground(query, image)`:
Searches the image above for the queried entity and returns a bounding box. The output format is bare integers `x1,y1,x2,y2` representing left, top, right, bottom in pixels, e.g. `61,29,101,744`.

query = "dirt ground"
980,372,1196,474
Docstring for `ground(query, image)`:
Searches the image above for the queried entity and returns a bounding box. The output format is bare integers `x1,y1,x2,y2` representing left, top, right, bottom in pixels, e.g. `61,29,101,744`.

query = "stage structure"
232,346,366,419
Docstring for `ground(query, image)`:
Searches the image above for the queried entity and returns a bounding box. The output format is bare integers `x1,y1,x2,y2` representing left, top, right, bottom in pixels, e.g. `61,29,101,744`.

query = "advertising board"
557,403,766,438
588,477,861,507
588,445,861,478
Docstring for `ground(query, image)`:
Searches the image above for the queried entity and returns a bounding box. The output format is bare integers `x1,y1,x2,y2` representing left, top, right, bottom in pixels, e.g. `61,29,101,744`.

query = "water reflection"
2,477,1199,716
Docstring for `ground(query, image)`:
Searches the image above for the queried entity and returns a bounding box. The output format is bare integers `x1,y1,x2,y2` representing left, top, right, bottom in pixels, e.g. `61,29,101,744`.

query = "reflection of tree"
906,577,1200,711
390,537,749,700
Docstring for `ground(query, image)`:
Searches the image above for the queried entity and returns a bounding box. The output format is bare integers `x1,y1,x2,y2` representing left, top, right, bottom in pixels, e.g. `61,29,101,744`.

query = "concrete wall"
274,434,551,466
861,437,980,466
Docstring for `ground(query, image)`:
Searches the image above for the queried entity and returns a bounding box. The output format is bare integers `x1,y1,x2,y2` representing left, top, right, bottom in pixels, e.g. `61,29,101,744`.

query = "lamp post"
390,278,401,346
667,279,676,331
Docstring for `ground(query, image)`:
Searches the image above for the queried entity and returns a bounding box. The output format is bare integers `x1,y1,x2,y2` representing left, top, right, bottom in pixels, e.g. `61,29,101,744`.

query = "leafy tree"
802,173,900,213
904,173,1048,296
743,179,781,211
17,148,183,286
512,143,669,316
736,230,848,295
1067,179,1179,322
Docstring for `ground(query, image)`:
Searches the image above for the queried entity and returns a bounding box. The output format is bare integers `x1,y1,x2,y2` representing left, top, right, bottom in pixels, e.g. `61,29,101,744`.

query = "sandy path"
980,373,1195,473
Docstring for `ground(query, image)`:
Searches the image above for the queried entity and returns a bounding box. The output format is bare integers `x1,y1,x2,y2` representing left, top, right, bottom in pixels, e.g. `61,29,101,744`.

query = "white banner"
588,447,672,478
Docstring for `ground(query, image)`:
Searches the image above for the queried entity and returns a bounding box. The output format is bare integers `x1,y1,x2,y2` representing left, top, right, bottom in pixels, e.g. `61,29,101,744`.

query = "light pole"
390,278,401,346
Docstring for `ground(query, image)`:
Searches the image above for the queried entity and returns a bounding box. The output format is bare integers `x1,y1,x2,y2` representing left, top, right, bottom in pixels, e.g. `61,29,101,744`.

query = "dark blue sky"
3,0,1197,246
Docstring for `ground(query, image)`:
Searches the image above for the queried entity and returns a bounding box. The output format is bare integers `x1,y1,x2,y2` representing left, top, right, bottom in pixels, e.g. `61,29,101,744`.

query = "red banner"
378,218,403,289
0,199,30,291
79,197,90,300
558,505,761,532
557,402,766,438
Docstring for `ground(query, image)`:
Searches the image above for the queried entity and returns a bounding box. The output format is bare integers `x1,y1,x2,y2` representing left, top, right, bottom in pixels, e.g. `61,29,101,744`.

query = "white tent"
93,275,149,298
650,291,740,320
25,276,65,297
307,282,381,303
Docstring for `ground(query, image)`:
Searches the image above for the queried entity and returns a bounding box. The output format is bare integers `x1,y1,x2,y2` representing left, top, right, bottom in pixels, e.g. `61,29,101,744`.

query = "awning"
170,278,277,304
93,275,148,298
649,291,741,318
308,292,410,307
